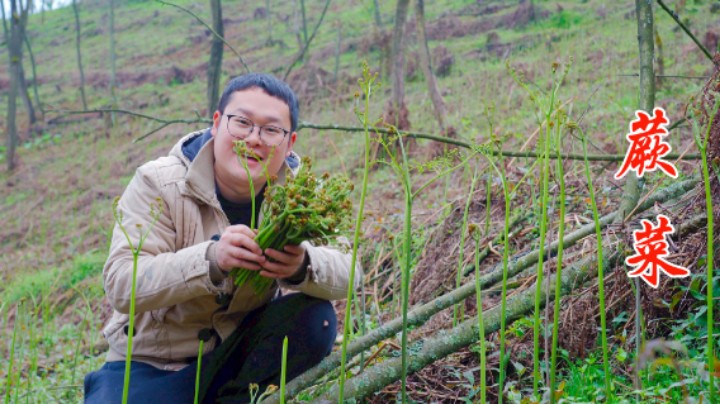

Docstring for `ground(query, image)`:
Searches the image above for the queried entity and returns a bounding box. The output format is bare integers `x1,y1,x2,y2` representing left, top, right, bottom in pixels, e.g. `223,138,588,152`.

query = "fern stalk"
454,163,477,326
580,126,612,400
532,103,552,399
694,100,719,402
549,115,566,403
338,64,376,402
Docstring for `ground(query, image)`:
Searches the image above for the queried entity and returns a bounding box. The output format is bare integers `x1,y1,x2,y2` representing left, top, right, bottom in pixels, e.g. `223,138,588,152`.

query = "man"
85,73,361,403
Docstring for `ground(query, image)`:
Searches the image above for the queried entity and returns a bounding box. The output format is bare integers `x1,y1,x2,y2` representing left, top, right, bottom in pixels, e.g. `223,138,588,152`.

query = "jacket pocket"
103,314,127,340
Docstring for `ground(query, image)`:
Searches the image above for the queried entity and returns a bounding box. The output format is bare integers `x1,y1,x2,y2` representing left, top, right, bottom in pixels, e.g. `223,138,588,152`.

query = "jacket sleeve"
103,162,232,315
277,237,363,300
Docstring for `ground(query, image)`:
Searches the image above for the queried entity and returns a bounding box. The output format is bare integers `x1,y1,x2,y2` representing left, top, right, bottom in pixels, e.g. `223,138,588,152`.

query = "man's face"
211,87,297,200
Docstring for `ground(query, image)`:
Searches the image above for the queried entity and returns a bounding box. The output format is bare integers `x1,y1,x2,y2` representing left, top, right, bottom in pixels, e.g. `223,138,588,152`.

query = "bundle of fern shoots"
230,144,354,295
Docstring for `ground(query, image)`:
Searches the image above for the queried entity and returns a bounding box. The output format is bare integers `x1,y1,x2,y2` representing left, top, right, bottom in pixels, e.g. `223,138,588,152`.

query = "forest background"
1,0,719,402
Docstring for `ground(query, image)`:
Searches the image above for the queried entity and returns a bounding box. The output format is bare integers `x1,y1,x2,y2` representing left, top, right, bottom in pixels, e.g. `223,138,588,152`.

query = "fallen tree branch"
46,108,210,142
266,177,698,402
656,0,716,64
313,250,622,401
298,122,701,161
45,108,701,162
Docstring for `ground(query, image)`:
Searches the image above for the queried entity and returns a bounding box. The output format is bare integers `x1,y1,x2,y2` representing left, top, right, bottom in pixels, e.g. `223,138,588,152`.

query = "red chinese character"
615,107,678,179
626,214,690,288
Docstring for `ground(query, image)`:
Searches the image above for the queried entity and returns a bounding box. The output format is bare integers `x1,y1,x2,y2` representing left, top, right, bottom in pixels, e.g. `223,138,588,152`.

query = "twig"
619,73,710,80
155,0,250,73
298,122,700,161
283,0,332,80
47,108,210,142
655,0,716,64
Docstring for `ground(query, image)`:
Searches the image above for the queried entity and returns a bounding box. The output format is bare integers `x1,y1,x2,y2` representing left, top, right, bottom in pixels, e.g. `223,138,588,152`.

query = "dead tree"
207,0,224,116
72,0,88,110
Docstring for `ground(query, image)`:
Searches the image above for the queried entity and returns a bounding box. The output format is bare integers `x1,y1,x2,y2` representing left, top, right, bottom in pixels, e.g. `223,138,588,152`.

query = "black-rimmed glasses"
224,114,290,147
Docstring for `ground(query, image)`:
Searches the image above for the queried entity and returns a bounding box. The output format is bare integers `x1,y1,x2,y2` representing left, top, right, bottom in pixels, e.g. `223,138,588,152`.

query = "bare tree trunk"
24,34,44,120
299,0,307,44
390,0,410,125
207,0,224,116
415,0,446,133
265,0,273,46
624,0,655,392
373,0,382,27
6,0,30,171
72,0,88,110
654,25,664,89
109,0,117,125
18,64,37,126
333,21,341,83
292,0,302,52
617,1,654,222
1,0,9,38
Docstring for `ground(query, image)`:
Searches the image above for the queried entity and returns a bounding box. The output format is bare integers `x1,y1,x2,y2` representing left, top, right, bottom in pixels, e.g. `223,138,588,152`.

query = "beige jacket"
103,130,362,370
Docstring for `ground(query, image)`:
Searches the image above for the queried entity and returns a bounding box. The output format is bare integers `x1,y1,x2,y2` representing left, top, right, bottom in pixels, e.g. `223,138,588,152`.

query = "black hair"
216,73,300,132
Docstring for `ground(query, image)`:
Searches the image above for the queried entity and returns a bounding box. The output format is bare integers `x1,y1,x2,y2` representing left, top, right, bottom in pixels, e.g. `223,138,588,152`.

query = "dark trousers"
84,293,337,403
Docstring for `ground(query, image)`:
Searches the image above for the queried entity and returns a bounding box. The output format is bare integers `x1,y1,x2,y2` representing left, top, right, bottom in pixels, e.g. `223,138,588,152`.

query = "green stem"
474,230,487,404
113,200,161,404
697,102,719,403
454,164,477,326
399,137,413,404
280,336,289,404
338,65,375,403
478,151,511,404
581,126,612,400
4,302,20,404
239,152,256,230
122,251,140,404
549,117,566,403
532,109,552,400
194,340,204,404
484,174,492,236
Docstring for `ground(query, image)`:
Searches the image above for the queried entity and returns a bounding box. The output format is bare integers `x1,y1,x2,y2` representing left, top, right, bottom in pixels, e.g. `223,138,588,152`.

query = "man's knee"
299,298,337,356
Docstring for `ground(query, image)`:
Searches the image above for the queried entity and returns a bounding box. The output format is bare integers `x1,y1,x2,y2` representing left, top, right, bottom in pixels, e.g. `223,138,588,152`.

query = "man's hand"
260,244,307,280
215,225,267,271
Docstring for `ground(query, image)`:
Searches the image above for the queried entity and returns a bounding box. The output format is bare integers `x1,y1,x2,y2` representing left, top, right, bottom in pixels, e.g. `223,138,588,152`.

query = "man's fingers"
282,244,304,255
259,269,285,279
260,260,289,273
226,259,262,271
263,248,294,264
221,232,262,255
